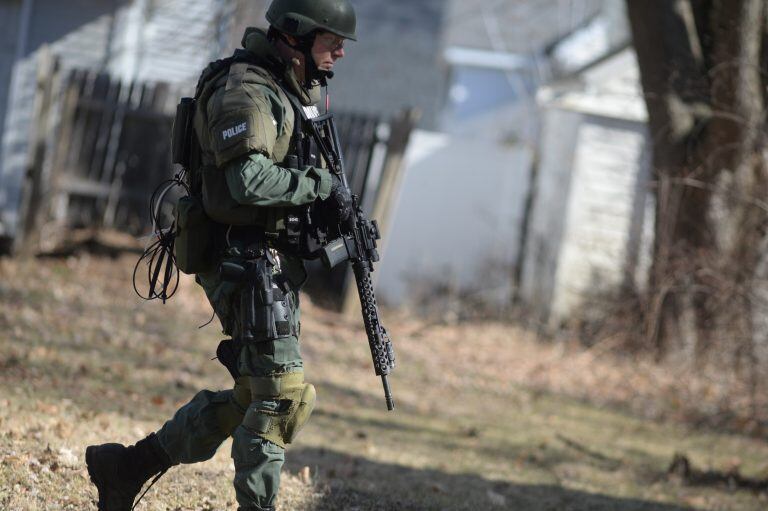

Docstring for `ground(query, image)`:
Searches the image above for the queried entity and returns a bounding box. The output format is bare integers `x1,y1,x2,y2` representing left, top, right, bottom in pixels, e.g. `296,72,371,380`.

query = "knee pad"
241,371,316,448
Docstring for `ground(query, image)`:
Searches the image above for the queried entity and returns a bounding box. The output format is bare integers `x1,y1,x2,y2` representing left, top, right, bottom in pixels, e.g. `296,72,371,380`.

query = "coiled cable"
132,171,189,303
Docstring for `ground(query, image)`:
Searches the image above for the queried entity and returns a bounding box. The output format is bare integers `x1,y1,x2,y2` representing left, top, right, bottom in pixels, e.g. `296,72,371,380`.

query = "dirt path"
1,253,767,510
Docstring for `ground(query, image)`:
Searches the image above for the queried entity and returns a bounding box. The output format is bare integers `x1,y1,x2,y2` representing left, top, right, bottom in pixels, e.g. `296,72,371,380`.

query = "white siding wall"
109,0,223,85
0,55,36,238
550,117,650,321
520,107,651,326
0,0,22,237
45,13,112,69
519,47,653,326
0,1,21,161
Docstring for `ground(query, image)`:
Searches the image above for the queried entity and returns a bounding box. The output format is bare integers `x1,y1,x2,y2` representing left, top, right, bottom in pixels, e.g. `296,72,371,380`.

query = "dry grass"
1,248,768,510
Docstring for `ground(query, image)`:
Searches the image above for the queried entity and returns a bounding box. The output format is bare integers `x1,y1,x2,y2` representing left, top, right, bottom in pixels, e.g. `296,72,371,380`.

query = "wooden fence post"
48,71,83,230
341,108,420,317
15,45,59,255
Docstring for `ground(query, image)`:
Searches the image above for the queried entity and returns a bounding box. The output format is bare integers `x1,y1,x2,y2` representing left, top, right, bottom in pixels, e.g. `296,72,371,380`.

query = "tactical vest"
171,49,323,273
183,49,321,231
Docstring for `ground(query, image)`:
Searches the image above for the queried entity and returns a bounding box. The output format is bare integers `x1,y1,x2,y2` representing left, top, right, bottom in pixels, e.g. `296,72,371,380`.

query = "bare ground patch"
1,252,767,510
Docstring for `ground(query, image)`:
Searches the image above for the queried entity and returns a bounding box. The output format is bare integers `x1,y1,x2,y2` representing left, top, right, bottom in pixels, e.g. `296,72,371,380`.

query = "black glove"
323,173,353,222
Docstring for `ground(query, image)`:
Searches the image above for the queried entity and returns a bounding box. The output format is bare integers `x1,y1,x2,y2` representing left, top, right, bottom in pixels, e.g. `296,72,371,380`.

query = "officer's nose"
333,46,345,59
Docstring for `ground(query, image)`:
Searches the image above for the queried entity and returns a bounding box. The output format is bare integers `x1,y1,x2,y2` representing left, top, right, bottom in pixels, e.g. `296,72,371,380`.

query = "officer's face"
312,32,346,71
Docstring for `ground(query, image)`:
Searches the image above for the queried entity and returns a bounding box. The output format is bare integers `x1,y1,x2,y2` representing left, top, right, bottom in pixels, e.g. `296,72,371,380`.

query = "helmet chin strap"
302,49,321,87
300,41,337,88
279,32,331,88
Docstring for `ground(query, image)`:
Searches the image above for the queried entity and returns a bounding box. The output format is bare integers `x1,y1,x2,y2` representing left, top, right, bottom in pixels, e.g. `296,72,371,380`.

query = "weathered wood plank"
75,98,174,122
16,47,59,254
342,108,419,316
59,174,148,202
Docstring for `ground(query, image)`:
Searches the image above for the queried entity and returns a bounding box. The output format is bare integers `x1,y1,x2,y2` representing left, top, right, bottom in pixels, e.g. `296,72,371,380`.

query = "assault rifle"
307,113,396,411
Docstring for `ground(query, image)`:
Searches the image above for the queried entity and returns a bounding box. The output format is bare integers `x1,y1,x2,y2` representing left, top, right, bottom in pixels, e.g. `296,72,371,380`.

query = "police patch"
221,121,248,142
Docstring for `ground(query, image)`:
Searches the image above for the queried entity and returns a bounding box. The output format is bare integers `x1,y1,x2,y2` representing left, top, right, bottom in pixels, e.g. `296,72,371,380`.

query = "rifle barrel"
382,375,394,411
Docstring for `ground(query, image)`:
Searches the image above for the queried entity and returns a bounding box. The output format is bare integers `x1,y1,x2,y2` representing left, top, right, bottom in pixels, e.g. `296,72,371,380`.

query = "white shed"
519,47,653,327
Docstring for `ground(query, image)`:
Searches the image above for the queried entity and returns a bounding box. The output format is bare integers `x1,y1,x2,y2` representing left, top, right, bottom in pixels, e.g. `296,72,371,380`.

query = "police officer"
85,1,356,510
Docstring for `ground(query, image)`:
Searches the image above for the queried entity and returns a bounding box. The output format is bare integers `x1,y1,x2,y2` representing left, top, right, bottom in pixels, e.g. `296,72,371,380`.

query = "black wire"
133,172,188,303
131,468,168,510
198,310,215,329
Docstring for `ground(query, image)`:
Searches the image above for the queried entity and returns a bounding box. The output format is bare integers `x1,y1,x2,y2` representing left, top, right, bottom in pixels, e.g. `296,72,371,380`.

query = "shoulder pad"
206,63,288,167
195,57,234,99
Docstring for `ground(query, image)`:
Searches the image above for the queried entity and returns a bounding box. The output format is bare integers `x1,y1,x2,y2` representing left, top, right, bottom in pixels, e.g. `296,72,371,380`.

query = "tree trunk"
626,0,768,361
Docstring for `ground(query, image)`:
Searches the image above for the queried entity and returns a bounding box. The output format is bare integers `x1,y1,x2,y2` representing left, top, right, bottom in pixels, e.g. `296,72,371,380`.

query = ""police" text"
222,122,248,140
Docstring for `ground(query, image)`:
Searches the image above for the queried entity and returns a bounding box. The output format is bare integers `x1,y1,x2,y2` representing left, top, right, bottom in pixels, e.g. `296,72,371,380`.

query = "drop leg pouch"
174,195,217,274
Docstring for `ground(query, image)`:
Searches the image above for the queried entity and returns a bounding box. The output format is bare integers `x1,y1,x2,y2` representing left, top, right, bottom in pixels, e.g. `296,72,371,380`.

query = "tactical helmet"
266,0,357,41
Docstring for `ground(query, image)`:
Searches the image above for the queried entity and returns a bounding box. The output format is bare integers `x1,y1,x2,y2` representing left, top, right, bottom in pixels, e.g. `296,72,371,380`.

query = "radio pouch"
172,97,196,167
174,195,217,274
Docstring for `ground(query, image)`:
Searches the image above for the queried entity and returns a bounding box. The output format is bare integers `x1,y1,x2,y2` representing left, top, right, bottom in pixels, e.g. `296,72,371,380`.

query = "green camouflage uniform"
154,28,331,510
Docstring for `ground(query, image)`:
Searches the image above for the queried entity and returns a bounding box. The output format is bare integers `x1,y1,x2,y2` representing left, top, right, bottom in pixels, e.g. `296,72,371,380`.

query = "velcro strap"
250,371,304,398
243,409,272,434
275,321,291,336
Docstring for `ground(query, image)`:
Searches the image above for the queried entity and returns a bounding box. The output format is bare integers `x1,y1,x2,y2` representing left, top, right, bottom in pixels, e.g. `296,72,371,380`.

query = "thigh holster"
241,371,316,448
220,256,296,344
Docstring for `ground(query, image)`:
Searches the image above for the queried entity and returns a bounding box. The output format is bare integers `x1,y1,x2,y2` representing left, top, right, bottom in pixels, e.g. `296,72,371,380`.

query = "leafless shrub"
564,243,768,436
400,257,518,323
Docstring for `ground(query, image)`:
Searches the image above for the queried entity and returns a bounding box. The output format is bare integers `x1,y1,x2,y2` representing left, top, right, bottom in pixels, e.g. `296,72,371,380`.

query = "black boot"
85,433,173,511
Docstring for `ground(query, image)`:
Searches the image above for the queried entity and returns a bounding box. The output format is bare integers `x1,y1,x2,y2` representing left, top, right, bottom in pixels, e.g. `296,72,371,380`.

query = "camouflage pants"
155,277,302,510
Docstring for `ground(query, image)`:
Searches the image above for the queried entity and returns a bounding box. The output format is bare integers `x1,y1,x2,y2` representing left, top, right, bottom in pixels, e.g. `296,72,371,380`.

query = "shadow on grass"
314,380,425,416
286,447,696,511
